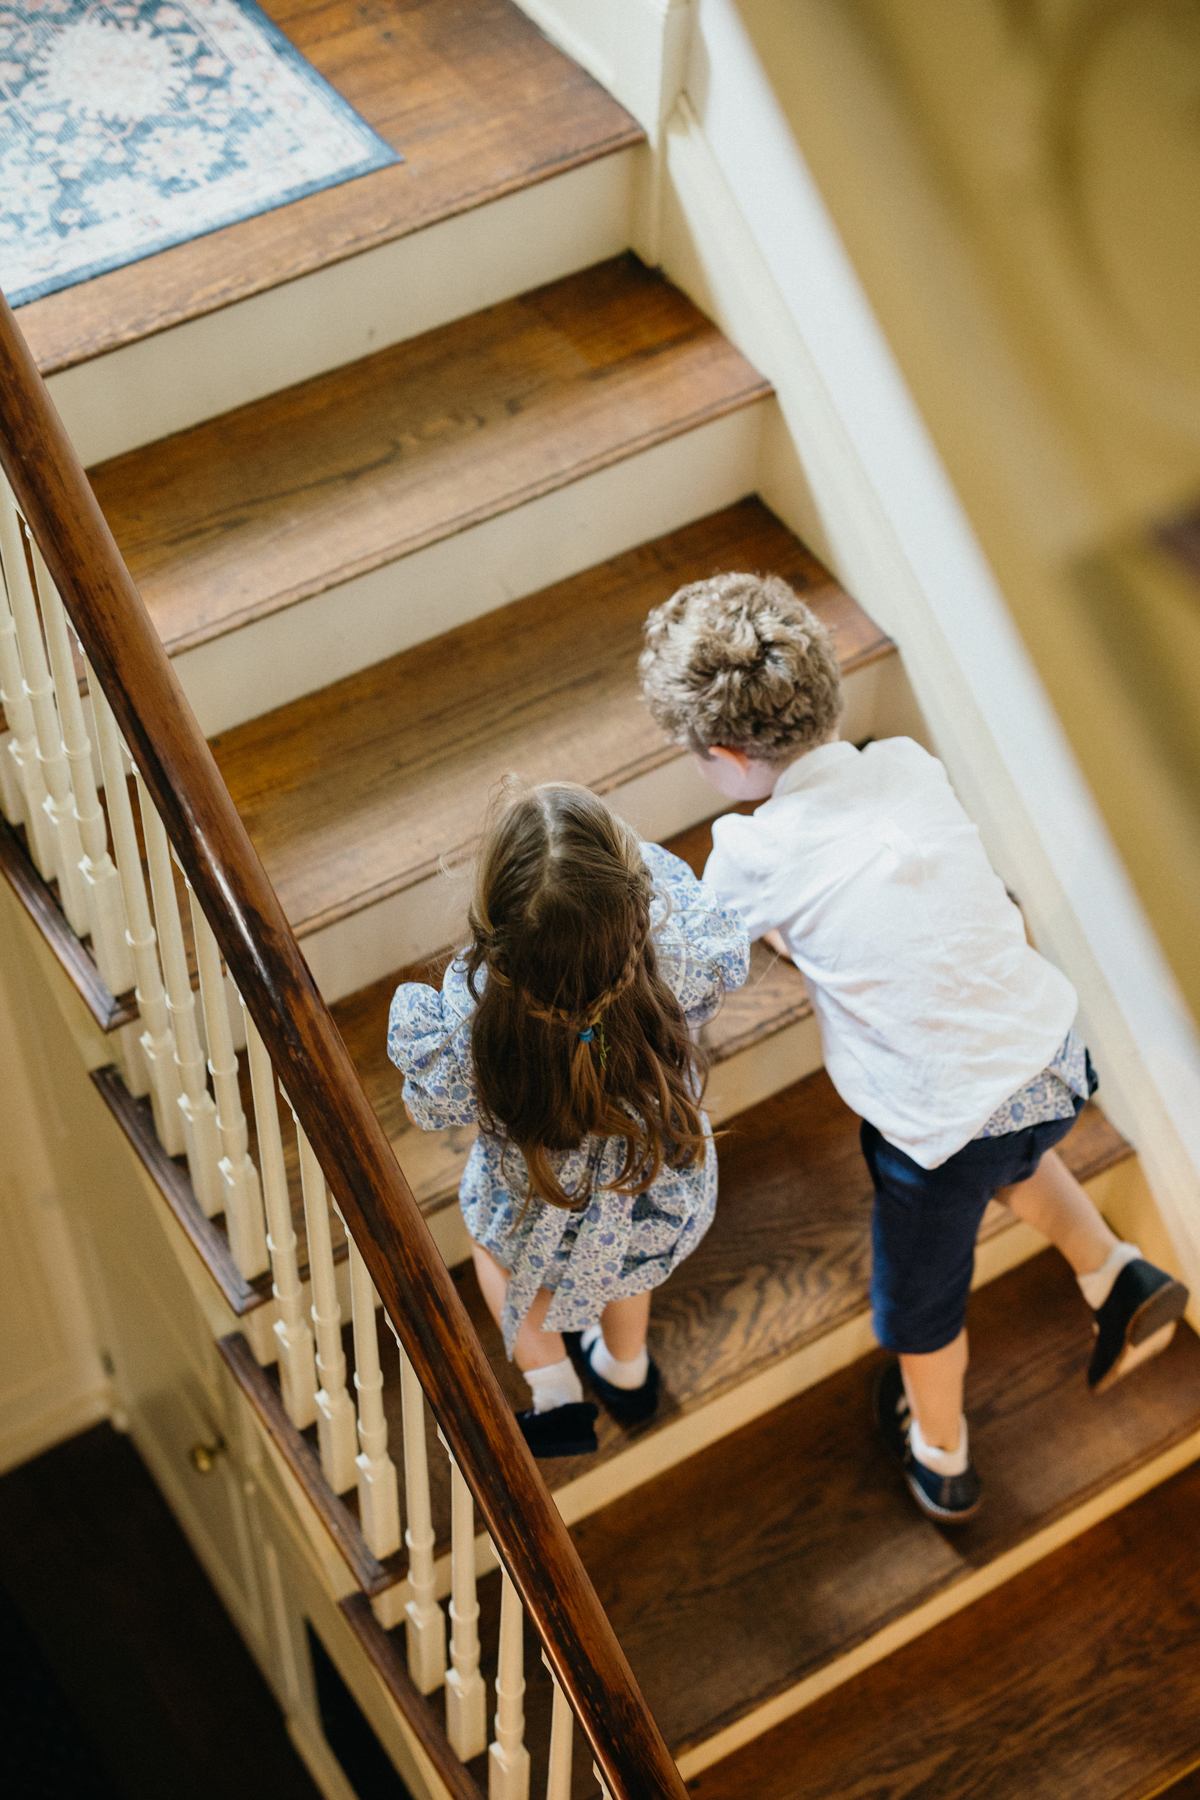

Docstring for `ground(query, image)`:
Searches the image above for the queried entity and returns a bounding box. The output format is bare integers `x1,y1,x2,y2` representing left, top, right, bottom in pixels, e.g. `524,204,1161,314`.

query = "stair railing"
0,288,687,1800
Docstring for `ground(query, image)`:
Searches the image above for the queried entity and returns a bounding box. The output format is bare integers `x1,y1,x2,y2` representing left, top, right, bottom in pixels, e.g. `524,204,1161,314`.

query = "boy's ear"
706,745,754,775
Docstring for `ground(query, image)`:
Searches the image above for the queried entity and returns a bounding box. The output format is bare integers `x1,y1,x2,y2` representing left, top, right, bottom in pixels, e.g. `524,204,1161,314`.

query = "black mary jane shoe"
572,1331,661,1426
515,1402,599,1458
874,1359,982,1526
1088,1259,1189,1393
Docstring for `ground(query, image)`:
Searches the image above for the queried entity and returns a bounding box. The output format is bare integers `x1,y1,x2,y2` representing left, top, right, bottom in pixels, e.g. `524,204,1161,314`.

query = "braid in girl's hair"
465,780,708,1211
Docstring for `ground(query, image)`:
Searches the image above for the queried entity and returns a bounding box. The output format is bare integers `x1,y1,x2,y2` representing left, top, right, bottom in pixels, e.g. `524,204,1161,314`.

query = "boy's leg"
900,1329,968,1455
998,1149,1117,1275
1001,1146,1188,1390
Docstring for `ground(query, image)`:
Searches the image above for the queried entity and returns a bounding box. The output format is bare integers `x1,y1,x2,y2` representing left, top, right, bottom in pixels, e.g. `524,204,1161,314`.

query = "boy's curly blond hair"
638,572,843,761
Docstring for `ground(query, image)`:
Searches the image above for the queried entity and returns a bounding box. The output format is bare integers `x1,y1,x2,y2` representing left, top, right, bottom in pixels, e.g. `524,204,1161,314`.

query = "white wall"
0,887,109,1472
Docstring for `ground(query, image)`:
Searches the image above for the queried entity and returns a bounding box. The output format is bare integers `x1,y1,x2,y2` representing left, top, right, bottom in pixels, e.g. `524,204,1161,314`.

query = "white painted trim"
674,1423,1200,1777
0,1386,110,1478
46,149,638,466
512,0,693,141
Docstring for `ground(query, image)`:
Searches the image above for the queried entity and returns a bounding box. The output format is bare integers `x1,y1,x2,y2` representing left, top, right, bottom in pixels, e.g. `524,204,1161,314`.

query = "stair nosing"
142,375,772,664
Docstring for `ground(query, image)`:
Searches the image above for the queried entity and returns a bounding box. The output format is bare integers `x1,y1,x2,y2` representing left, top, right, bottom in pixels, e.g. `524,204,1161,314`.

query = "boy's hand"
763,928,794,964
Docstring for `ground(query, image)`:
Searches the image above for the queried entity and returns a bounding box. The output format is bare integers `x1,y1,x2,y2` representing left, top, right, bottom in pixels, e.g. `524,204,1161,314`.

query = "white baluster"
593,1765,614,1800
89,681,184,1150
0,499,88,927
289,1108,357,1493
443,1439,487,1760
242,1006,317,1428
138,772,222,1207
31,544,134,993
340,1224,401,1557
543,1655,574,1800
394,1335,447,1694
0,476,55,870
489,1570,530,1800
0,727,22,827
187,893,268,1277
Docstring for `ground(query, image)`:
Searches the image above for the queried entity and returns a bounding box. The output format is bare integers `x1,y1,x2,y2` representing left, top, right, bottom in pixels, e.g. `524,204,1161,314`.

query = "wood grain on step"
561,1250,1200,1756
91,258,770,657
687,1459,1200,1800
18,0,641,373
209,500,889,939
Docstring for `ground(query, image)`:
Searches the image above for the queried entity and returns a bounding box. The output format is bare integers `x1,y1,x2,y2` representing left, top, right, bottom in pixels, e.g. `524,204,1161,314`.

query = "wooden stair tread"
688,1460,1200,1800
18,0,641,375
91,257,768,659
209,500,890,940
556,1249,1200,1759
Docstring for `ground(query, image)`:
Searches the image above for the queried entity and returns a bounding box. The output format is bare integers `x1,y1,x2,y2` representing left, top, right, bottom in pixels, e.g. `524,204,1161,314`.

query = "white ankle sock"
1077,1241,1142,1311
581,1325,649,1391
525,1357,584,1414
910,1415,970,1477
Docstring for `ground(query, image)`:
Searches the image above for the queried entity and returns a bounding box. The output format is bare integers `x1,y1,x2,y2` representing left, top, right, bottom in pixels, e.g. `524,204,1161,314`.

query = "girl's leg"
472,1243,565,1370
599,1290,652,1361
584,1289,653,1392
998,1149,1118,1275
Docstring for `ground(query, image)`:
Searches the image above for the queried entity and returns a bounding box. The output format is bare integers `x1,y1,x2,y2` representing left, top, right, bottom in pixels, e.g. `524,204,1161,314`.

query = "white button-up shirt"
703,738,1078,1169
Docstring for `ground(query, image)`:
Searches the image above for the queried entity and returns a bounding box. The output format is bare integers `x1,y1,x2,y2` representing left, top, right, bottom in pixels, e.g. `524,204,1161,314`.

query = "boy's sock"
910,1414,970,1478
1077,1241,1143,1311
581,1325,650,1391
525,1358,584,1414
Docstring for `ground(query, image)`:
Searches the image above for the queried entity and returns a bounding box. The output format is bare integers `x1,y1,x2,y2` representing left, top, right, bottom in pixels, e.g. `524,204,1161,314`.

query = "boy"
639,570,1189,1523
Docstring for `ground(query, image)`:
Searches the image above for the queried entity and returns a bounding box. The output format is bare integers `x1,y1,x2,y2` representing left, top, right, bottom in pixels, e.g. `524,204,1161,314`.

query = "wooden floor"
17,0,641,374
690,1458,1200,1800
0,1424,323,1800
549,1250,1200,1762
209,499,888,940
91,257,768,659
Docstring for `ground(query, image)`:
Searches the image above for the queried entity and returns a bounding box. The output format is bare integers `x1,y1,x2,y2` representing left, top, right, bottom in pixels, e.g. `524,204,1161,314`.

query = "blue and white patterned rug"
0,0,400,308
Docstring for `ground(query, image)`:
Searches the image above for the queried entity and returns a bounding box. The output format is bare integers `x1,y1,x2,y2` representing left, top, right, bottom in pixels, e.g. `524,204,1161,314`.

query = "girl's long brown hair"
465,782,708,1211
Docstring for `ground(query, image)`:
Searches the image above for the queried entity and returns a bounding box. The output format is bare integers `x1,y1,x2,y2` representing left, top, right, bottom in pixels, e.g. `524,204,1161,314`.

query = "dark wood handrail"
0,289,688,1800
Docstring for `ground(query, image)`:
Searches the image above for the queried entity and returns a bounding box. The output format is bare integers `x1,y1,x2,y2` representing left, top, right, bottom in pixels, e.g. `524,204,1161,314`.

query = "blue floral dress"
387,843,750,1355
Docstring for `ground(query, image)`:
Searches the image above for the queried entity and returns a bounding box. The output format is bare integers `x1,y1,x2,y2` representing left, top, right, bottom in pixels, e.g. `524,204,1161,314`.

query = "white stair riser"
46,148,640,468
180,400,769,736
295,653,895,1002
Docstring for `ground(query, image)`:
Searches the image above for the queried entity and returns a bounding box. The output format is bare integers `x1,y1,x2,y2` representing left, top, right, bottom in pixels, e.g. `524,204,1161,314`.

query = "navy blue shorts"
862,1095,1087,1355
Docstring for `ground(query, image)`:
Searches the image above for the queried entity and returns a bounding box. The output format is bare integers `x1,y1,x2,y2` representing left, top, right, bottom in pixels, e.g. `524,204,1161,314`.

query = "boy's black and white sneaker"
1088,1259,1189,1393
568,1331,662,1426
874,1360,982,1526
515,1402,599,1458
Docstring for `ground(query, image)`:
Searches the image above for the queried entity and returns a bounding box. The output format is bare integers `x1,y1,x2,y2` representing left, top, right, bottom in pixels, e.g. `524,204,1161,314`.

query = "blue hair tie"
578,1027,595,1042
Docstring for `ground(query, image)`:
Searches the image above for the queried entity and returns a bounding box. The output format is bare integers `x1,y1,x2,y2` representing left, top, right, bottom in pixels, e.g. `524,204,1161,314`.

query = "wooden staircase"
4,2,1200,1797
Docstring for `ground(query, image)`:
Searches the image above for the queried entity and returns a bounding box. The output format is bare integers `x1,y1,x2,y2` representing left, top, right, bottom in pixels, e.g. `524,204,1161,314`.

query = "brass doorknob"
189,1437,226,1475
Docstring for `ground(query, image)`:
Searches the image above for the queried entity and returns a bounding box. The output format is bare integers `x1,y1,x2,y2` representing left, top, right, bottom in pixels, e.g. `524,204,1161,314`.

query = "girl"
387,782,750,1456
